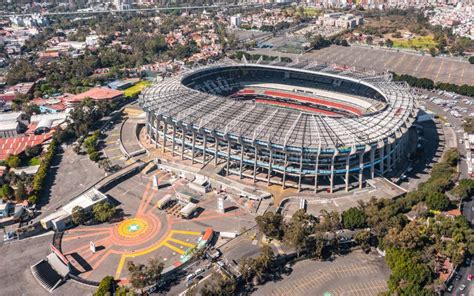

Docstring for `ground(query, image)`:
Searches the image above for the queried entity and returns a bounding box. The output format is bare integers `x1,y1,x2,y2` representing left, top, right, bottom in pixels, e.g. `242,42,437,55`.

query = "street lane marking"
168,237,196,248
435,59,445,81
164,242,185,254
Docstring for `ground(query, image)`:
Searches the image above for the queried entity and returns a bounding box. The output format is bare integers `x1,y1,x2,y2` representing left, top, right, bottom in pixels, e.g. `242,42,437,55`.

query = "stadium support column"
146,112,150,136
239,143,244,180
267,148,273,186
397,140,402,163
358,152,364,189
387,139,393,174
314,152,320,193
181,126,185,160
155,116,160,148
214,134,219,166
203,133,207,164
282,152,288,189
298,151,303,192
253,145,258,184
162,121,168,153
379,145,385,175
171,124,176,157
226,139,231,176
330,153,335,194
191,131,196,164
345,154,350,192
370,147,375,178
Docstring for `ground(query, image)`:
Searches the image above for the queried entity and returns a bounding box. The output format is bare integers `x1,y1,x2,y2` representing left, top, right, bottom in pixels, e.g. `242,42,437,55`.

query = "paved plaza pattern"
61,171,254,282
255,251,389,296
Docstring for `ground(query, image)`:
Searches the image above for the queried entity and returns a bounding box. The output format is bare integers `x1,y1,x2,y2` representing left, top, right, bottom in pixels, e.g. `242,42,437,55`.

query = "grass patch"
392,36,438,51
27,157,41,166
124,80,152,97
303,7,321,17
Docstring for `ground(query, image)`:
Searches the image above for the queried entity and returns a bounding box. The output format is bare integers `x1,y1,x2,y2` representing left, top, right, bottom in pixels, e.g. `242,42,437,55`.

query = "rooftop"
0,132,53,160
62,188,108,215
66,87,124,103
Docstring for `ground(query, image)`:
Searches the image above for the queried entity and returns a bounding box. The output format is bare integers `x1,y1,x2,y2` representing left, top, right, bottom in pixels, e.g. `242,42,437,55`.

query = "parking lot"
254,250,390,296
249,45,474,85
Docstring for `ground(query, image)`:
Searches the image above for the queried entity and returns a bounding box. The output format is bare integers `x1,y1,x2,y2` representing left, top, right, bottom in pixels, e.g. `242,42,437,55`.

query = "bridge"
0,3,266,18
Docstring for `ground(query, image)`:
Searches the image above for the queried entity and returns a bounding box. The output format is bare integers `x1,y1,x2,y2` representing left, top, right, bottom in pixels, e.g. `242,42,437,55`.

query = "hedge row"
392,72,474,97
28,138,58,204
233,51,293,63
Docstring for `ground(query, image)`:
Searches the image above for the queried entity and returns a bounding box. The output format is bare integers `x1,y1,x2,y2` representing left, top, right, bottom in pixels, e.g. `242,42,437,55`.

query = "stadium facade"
140,61,418,192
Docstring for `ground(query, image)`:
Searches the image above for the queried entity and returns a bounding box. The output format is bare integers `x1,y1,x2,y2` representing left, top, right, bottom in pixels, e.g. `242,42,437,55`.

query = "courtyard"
60,170,256,282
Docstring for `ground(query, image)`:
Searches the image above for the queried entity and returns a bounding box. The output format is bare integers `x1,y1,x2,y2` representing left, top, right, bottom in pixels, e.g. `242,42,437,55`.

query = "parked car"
459,284,466,291
194,268,205,276
3,232,17,241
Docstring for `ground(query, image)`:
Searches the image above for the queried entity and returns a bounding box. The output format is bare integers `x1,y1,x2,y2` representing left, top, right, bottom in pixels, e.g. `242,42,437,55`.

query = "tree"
255,211,284,240
72,206,87,225
354,230,371,252
25,145,42,158
127,261,147,292
94,276,115,296
6,58,39,85
28,194,39,205
366,36,373,45
385,248,433,294
92,201,116,223
200,272,237,296
146,257,165,285
306,231,326,259
309,35,331,50
385,39,393,48
384,221,425,250
284,210,316,255
425,192,450,211
15,182,26,202
127,257,164,293
452,179,474,200
6,155,21,168
469,56,474,64
0,184,14,200
114,286,136,296
317,209,341,233
342,207,367,230
443,148,459,167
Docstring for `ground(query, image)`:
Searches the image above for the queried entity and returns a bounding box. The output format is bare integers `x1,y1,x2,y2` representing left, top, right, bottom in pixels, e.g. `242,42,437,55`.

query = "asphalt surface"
35,145,106,221
0,233,93,296
253,250,390,296
249,45,474,85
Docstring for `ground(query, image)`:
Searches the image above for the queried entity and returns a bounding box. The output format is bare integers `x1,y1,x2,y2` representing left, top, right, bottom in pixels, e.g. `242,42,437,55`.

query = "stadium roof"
141,62,417,151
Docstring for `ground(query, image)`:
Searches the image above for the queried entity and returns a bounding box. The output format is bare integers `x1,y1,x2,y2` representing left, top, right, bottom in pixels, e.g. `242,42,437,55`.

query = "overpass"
0,3,265,18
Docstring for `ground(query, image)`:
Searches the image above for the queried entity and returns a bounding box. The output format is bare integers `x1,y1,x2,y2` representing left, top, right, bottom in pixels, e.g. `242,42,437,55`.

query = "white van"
186,274,196,282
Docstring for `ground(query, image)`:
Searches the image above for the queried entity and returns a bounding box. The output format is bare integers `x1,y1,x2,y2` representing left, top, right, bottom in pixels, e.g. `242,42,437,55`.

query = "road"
0,3,265,17
417,89,474,295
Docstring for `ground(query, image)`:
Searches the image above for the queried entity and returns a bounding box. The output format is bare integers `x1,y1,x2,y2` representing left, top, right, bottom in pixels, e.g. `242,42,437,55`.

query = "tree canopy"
255,211,284,240
92,201,116,223
341,207,367,230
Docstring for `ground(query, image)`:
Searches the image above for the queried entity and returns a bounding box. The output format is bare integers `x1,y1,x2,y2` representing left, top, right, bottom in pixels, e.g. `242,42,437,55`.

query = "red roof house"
64,87,124,107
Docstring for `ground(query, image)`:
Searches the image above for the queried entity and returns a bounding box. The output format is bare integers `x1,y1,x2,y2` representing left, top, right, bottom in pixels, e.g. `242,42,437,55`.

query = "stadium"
140,60,418,192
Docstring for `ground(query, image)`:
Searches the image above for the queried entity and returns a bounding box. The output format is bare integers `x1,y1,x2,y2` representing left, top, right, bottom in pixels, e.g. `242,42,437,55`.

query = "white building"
40,188,108,231
230,15,242,28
